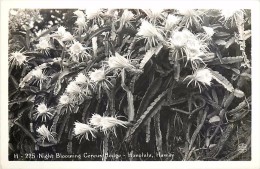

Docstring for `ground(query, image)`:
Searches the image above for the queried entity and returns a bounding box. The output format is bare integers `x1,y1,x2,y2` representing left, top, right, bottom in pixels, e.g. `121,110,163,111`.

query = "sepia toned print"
8,8,251,161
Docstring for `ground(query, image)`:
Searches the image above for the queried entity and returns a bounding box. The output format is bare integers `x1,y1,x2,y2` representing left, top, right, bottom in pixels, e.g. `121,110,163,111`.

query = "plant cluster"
8,8,251,161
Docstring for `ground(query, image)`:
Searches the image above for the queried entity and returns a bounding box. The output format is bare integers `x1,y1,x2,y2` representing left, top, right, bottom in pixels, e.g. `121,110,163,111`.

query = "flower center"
59,95,70,104
89,69,105,82
37,39,50,49
37,104,48,114
70,42,84,55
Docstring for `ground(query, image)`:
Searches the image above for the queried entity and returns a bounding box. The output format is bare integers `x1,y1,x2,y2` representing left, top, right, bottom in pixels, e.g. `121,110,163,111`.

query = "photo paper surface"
1,1,260,169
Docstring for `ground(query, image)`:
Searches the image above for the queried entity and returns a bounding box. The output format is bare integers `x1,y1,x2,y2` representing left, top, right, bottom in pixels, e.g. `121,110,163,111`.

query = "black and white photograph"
1,0,260,169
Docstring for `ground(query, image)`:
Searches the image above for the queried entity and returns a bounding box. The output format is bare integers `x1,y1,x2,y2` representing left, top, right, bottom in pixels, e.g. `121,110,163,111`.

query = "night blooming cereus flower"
73,122,96,142
65,78,90,103
19,63,47,88
73,10,85,18
178,9,203,28
75,17,87,31
74,10,87,33
31,67,47,88
89,114,129,135
169,29,193,59
34,103,53,121
58,93,77,113
137,20,164,48
32,67,46,82
88,68,113,91
108,53,135,70
196,26,215,43
220,9,244,27
202,26,215,38
184,68,213,92
118,9,134,31
85,8,102,20
185,38,207,69
75,73,89,85
9,51,28,67
142,9,164,22
36,37,52,55
59,94,71,105
56,26,66,37
89,69,106,83
36,124,56,143
53,26,74,42
164,14,180,31
66,81,82,96
69,41,90,62
170,29,208,69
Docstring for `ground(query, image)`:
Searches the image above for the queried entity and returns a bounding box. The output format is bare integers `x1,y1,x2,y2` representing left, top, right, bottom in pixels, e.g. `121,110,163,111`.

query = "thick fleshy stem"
121,69,135,122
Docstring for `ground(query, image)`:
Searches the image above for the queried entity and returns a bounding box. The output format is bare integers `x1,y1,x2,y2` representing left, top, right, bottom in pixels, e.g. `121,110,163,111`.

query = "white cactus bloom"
186,38,202,55
185,38,208,68
89,114,129,135
36,38,52,51
70,41,85,55
170,29,207,69
36,124,55,142
192,68,213,86
221,9,241,20
53,26,74,42
66,81,82,94
35,103,53,121
89,69,106,83
202,26,215,38
57,26,66,36
170,31,189,48
99,117,116,131
69,41,89,61
105,9,117,17
37,103,48,113
61,31,74,41
75,17,87,34
89,114,102,126
75,73,88,84
73,10,85,18
85,8,102,20
184,68,213,92
32,68,46,80
171,29,194,48
59,94,70,105
75,17,87,28
120,9,134,25
73,122,96,141
137,20,163,41
143,9,164,21
220,9,244,27
177,9,203,28
165,14,180,31
107,53,135,70
9,52,28,66
178,9,196,16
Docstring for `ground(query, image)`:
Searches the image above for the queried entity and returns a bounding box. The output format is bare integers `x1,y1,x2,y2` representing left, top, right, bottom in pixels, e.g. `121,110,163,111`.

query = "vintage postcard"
1,0,260,169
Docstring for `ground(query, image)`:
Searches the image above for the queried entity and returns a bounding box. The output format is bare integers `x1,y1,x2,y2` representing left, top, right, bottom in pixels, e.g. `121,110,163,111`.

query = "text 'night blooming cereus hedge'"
8,9,251,161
